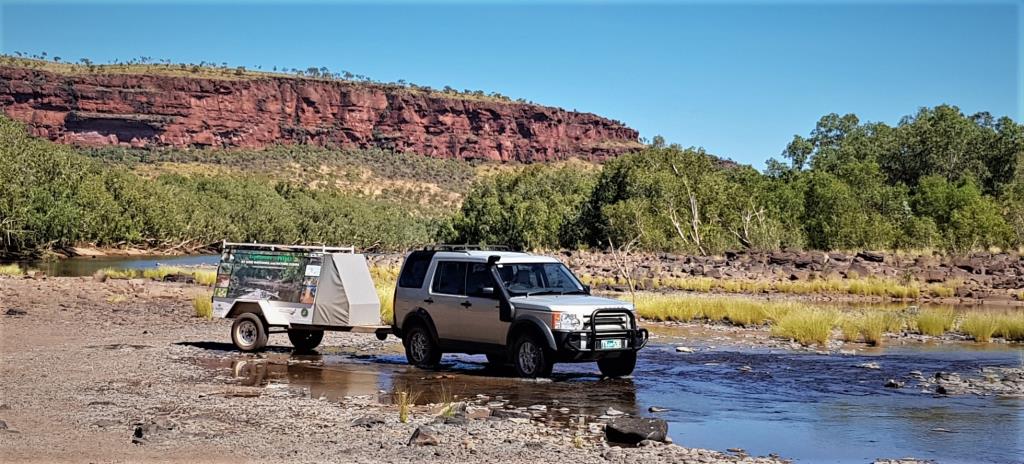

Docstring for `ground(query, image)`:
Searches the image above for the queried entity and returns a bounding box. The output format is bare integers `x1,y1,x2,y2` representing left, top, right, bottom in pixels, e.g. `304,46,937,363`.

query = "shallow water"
20,254,218,277
194,336,1024,464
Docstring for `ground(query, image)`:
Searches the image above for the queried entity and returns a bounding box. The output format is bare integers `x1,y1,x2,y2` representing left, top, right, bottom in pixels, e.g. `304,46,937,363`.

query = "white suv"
391,246,648,378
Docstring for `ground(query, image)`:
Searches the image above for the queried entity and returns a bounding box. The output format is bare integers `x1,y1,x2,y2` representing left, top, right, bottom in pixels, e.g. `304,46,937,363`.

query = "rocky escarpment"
0,65,640,162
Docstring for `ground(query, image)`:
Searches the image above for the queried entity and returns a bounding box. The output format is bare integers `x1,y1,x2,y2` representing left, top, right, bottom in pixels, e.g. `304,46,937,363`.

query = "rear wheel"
404,325,442,368
512,332,554,378
287,329,324,352
597,351,637,378
231,313,268,352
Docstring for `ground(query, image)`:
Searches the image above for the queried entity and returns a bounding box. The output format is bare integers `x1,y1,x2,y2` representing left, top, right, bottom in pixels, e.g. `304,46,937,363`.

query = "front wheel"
512,333,554,378
287,329,324,352
597,351,637,378
231,313,268,352
404,325,442,368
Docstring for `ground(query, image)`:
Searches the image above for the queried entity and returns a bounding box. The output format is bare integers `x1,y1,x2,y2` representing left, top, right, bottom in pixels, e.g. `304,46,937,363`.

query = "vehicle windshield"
495,262,586,297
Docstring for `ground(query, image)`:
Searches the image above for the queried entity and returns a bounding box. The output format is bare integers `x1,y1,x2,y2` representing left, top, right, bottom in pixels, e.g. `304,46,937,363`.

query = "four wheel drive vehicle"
392,246,648,378
211,242,389,352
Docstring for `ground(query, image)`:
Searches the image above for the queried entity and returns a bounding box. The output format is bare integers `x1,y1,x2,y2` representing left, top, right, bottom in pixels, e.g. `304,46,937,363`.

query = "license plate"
600,339,623,350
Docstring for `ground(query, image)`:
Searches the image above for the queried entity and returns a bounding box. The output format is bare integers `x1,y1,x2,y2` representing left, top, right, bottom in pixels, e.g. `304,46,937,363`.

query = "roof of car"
431,250,560,263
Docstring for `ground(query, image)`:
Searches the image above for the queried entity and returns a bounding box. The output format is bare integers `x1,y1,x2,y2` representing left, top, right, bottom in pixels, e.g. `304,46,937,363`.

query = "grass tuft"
193,293,213,319
916,307,956,336
100,268,137,279
0,263,24,276
371,266,398,325
960,312,999,342
393,384,421,424
770,308,838,346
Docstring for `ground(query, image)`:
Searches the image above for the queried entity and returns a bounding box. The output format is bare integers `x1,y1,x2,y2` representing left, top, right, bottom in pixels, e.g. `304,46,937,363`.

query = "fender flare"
225,300,290,327
507,316,557,351
401,308,439,343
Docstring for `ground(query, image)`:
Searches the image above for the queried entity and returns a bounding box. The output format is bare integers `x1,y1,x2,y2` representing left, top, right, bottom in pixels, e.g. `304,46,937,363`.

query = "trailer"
211,242,390,352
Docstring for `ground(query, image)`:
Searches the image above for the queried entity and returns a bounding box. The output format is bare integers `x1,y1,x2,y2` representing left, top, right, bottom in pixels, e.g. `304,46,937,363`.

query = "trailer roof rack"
221,241,355,253
423,244,513,252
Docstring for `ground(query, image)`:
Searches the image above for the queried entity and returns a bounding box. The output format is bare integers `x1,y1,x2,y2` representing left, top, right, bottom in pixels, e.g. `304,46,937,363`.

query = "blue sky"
1,1,1020,168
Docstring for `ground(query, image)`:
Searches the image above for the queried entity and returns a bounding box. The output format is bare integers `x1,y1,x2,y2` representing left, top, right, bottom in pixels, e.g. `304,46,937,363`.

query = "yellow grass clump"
916,307,956,336
770,308,838,346
101,268,137,279
193,293,213,319
959,312,999,342
0,263,24,276
371,266,399,325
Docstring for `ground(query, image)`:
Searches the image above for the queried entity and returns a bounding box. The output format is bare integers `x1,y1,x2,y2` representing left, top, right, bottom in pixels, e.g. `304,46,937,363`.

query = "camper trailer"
211,242,389,352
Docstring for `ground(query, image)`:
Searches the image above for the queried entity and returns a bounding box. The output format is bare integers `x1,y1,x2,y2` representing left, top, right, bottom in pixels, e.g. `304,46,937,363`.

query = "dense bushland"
0,117,442,256
454,105,1023,253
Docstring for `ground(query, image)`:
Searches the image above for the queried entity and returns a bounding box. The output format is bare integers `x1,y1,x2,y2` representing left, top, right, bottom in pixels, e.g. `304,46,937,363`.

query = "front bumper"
553,309,649,362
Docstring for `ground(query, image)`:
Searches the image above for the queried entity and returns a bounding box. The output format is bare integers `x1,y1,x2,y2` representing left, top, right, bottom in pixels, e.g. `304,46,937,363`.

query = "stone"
464,406,491,419
884,379,904,388
648,406,670,413
0,65,640,162
491,409,531,420
605,407,625,416
0,420,7,430
856,362,881,370
857,251,886,263
605,417,669,444
3,308,27,316
351,416,384,428
675,346,694,353
408,426,440,446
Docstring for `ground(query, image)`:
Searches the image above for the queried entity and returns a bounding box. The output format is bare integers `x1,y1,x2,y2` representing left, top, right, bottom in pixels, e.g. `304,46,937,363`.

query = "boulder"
856,251,886,263
605,417,669,444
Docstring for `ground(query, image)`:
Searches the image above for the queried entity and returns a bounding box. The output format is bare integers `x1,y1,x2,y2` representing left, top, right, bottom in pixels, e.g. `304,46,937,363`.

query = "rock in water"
884,379,904,388
408,426,440,446
675,346,694,353
605,417,669,444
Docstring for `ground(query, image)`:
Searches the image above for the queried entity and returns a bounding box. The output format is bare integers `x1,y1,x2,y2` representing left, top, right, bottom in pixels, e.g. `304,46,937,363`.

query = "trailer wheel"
403,325,442,368
232,313,268,352
287,329,324,352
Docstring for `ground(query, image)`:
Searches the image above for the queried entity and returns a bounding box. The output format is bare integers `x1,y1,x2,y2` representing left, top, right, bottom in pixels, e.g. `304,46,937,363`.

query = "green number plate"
601,339,623,350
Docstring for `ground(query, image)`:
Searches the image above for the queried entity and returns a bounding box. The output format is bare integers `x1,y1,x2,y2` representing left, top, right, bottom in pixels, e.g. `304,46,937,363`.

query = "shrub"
0,263,23,276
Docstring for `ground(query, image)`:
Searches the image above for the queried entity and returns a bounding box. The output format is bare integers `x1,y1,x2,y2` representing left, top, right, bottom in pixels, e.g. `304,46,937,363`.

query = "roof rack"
423,244,513,252
221,241,355,253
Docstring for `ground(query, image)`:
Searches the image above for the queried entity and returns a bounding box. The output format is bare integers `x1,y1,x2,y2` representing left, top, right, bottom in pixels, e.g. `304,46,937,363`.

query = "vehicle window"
398,251,434,288
466,263,497,298
431,261,467,295
496,263,584,296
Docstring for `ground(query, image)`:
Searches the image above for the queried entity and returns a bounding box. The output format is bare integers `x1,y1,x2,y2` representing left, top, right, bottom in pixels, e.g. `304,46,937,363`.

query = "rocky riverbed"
0,276,789,463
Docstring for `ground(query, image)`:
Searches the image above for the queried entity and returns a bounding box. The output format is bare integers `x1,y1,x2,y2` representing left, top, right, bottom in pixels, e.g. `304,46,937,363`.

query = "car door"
427,260,468,341
463,262,508,345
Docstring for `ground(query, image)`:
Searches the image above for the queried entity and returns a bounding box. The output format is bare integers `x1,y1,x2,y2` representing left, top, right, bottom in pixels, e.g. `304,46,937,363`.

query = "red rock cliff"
0,66,640,162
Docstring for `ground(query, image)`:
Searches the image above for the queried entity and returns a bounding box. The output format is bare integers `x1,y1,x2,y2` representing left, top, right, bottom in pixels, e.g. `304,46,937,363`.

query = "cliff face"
0,66,640,162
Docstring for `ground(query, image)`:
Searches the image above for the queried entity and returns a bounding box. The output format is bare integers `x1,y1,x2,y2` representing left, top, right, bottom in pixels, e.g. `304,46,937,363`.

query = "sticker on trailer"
213,300,232,318
305,265,321,277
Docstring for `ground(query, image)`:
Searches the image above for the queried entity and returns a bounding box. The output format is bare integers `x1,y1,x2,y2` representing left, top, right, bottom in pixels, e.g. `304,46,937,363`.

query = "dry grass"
371,266,398,325
193,293,213,319
142,266,216,286
994,313,1024,341
634,294,802,327
959,313,1000,342
839,316,861,342
770,308,838,346
100,268,137,279
916,307,956,336
392,385,422,424
0,263,23,276
857,312,901,346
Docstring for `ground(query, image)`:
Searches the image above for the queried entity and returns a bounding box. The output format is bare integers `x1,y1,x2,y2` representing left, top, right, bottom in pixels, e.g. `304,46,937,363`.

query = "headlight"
552,312,582,331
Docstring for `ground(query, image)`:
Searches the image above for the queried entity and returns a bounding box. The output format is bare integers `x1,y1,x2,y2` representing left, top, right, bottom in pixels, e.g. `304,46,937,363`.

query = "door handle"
460,301,472,308
424,298,434,304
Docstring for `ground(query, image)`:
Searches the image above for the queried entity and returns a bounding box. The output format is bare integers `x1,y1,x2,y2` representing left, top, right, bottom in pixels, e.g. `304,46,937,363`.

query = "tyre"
287,329,324,352
231,313,268,352
597,351,637,378
403,325,442,368
512,332,554,378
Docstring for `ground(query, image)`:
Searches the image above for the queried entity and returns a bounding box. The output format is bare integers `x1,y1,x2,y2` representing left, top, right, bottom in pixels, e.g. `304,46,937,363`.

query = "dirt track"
0,277,786,464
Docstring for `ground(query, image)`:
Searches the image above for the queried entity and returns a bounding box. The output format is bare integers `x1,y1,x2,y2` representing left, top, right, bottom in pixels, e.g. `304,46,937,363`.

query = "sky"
1,0,1021,168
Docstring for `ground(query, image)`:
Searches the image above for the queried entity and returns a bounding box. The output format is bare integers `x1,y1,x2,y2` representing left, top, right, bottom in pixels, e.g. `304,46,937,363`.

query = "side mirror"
582,284,592,295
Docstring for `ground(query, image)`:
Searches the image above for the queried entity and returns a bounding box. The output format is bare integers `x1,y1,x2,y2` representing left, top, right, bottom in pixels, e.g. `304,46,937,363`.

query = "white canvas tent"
311,253,381,327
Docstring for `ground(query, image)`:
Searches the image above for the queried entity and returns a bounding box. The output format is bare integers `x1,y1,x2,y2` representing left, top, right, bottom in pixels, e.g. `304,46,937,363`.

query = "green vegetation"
0,263,23,276
455,105,1024,254
0,117,442,257
142,266,216,285
193,293,213,319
